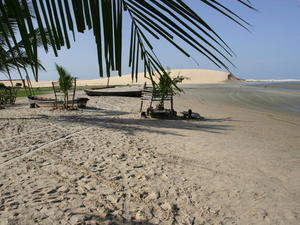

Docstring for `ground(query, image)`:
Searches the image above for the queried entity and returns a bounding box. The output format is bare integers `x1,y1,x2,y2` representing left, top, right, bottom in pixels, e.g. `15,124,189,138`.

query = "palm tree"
56,63,74,108
0,1,51,91
0,45,45,74
0,0,255,81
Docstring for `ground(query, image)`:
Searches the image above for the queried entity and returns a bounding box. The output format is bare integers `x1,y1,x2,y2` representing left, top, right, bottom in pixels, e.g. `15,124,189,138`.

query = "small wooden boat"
28,96,56,106
84,87,142,97
27,96,78,106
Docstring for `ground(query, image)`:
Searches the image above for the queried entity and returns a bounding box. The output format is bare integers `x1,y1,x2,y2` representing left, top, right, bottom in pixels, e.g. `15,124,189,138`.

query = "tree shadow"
0,106,234,136
174,116,237,122
83,106,131,116
59,113,232,136
0,114,49,120
202,117,239,122
68,212,155,225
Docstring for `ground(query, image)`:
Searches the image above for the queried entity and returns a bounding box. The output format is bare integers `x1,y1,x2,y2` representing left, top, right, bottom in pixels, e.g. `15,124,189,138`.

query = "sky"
9,0,300,81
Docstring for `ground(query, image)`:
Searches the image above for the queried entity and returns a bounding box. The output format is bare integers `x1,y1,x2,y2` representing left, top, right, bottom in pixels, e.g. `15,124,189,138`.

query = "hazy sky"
11,0,300,81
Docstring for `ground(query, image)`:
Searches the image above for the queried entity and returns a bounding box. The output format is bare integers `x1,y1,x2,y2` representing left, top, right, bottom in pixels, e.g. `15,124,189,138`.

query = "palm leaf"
0,0,254,81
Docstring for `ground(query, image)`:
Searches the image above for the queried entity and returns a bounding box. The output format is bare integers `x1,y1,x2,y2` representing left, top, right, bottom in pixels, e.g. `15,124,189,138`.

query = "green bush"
153,71,186,109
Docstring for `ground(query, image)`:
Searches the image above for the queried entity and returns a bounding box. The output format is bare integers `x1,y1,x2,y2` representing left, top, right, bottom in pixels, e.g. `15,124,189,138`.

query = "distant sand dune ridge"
27,69,238,87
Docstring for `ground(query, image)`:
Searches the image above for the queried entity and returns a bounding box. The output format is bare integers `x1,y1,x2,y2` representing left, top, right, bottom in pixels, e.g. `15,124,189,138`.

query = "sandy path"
0,86,300,225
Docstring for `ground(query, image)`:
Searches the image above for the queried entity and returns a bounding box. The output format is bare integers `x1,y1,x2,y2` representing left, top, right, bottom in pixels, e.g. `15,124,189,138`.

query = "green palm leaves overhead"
0,0,254,81
0,1,51,83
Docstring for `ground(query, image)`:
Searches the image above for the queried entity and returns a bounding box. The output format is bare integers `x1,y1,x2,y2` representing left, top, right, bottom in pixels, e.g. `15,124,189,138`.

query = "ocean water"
245,81,300,93
182,82,300,115
242,81,300,114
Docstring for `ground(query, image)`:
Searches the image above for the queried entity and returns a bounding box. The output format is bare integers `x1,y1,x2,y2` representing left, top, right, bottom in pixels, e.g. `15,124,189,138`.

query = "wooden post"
52,82,58,108
72,78,77,108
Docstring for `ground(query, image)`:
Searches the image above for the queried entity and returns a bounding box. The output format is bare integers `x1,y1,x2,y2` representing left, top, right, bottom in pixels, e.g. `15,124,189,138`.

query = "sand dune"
27,69,237,87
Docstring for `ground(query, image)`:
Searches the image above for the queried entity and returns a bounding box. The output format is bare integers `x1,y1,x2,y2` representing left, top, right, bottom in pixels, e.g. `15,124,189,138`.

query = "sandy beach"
1,0,300,223
0,72,300,224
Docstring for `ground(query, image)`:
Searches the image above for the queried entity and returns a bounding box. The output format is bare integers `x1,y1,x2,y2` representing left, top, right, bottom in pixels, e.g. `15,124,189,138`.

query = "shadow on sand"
58,112,232,136
202,117,238,122
0,108,234,136
83,106,132,116
67,212,156,225
0,115,49,120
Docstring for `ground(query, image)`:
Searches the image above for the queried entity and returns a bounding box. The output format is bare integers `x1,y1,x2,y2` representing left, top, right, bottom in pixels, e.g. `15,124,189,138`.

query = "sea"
241,81,300,114
245,81,300,93
182,81,300,115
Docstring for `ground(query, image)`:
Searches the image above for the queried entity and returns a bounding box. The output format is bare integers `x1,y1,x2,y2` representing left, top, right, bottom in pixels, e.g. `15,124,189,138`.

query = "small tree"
55,64,74,108
153,71,186,110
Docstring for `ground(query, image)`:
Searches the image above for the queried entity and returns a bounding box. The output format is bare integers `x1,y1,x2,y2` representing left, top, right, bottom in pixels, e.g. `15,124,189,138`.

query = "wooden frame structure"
52,78,77,109
140,86,174,113
0,85,19,107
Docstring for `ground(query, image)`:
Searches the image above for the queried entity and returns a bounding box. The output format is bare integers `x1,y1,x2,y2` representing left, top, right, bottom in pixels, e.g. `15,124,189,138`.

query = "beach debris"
161,202,172,211
141,111,147,118
150,108,177,119
146,191,160,201
139,191,149,199
69,214,87,224
133,164,144,169
181,109,205,120
77,98,89,108
46,187,58,194
161,173,169,180
117,153,127,160
58,186,70,193
135,210,148,221
30,103,39,108
111,175,123,181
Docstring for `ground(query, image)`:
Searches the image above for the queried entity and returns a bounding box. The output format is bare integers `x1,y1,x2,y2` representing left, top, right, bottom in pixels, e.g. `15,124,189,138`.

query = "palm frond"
0,46,45,72
0,0,254,81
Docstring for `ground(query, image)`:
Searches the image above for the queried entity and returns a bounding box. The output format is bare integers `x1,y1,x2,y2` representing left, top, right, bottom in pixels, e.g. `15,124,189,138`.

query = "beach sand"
0,81,300,224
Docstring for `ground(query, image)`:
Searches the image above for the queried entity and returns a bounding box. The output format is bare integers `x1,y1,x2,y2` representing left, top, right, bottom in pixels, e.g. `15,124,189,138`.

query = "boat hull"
84,88,142,97
27,96,77,106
